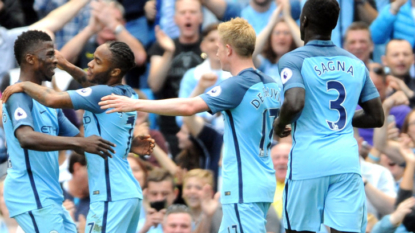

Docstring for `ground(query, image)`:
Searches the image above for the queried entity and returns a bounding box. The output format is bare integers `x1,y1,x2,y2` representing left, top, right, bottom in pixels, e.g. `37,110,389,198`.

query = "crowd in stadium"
0,0,415,232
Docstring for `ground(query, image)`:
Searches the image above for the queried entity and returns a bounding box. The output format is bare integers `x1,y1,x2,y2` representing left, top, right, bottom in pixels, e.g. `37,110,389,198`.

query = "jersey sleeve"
57,109,80,137
5,93,34,134
278,53,305,92
359,68,380,104
199,77,247,114
67,85,115,113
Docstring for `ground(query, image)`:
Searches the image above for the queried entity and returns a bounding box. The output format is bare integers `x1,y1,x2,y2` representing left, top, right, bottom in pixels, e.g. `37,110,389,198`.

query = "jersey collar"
306,40,335,47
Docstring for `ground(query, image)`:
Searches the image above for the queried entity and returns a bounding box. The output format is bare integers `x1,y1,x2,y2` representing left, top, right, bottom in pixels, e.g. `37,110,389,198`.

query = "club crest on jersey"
76,87,92,97
281,68,292,84
207,86,221,97
14,107,27,120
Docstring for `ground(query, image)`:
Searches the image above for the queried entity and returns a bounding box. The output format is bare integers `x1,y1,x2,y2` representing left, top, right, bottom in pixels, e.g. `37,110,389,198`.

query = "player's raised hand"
82,135,115,159
1,82,24,103
131,135,155,156
99,94,138,113
200,184,220,217
54,49,70,70
155,25,175,53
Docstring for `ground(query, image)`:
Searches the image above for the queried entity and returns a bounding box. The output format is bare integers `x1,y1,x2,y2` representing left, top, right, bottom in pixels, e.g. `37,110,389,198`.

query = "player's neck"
229,58,255,76
303,32,331,45
19,67,43,85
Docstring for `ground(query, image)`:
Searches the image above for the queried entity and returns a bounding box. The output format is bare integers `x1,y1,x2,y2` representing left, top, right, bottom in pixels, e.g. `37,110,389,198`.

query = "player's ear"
302,15,308,28
110,68,121,78
226,44,232,56
25,54,35,65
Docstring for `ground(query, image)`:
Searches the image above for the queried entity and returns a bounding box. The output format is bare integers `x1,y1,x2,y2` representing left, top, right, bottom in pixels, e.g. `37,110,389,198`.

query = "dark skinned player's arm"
15,81,73,109
58,57,95,88
352,97,384,128
16,126,84,151
274,87,305,127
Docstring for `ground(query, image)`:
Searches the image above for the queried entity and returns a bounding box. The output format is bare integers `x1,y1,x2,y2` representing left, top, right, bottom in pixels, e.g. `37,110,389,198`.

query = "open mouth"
184,23,192,29
388,162,396,166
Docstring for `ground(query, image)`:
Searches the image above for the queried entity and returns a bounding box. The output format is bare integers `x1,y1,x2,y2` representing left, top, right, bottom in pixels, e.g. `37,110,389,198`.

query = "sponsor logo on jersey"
207,86,221,97
281,68,293,84
14,107,27,120
76,87,92,97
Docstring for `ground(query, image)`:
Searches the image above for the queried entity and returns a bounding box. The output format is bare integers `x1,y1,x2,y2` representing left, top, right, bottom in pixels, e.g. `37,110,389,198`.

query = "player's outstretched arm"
274,87,305,137
55,50,95,88
1,81,73,109
99,94,210,116
15,126,114,159
353,97,384,128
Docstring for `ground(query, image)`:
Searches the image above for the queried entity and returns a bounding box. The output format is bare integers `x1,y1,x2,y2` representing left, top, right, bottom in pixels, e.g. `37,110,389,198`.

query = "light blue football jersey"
3,93,79,217
278,40,379,180
200,68,282,204
67,85,142,203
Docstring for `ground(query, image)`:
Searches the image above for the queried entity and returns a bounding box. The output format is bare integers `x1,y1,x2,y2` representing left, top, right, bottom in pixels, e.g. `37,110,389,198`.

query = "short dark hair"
147,168,175,190
68,152,87,174
302,0,340,35
14,30,52,65
105,41,136,77
202,23,219,38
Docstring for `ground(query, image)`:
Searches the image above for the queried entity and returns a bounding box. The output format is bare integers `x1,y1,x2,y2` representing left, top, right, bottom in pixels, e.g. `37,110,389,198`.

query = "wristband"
368,153,380,162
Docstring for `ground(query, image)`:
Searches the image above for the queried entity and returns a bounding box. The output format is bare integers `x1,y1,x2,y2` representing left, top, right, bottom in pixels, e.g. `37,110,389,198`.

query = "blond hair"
183,169,213,187
218,18,256,58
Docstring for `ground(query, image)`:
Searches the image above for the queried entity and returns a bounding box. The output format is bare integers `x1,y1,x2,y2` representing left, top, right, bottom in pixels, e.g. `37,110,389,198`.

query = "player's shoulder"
279,47,310,66
7,93,33,108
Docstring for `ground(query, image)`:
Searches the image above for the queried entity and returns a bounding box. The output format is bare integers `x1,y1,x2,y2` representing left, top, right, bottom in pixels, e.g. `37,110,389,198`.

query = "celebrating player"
99,18,282,233
2,41,155,233
274,0,384,232
2,30,115,233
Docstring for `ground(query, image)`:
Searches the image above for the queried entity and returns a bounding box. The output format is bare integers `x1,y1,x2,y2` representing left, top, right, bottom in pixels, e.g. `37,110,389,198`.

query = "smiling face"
270,21,293,58
271,143,290,183
87,44,114,84
182,177,205,209
32,41,57,82
344,29,373,63
174,0,203,40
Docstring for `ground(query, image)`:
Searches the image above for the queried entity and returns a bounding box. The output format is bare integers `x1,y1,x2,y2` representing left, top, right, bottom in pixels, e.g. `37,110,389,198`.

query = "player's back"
279,40,378,180
202,68,282,204
2,94,67,217
68,85,142,203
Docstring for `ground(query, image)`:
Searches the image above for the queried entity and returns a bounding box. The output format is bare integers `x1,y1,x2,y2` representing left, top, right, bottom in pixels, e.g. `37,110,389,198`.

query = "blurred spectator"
34,0,90,49
370,0,415,49
0,181,18,233
253,1,301,80
137,168,178,233
380,153,405,187
60,0,146,85
128,153,151,190
270,143,290,219
175,114,223,192
382,39,415,88
0,0,25,29
177,23,231,130
121,0,154,47
0,0,91,84
61,152,90,222
163,204,193,233
147,0,204,158
182,169,220,231
203,0,301,34
355,130,397,218
301,0,379,48
372,137,415,232
358,63,411,146
343,22,373,67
